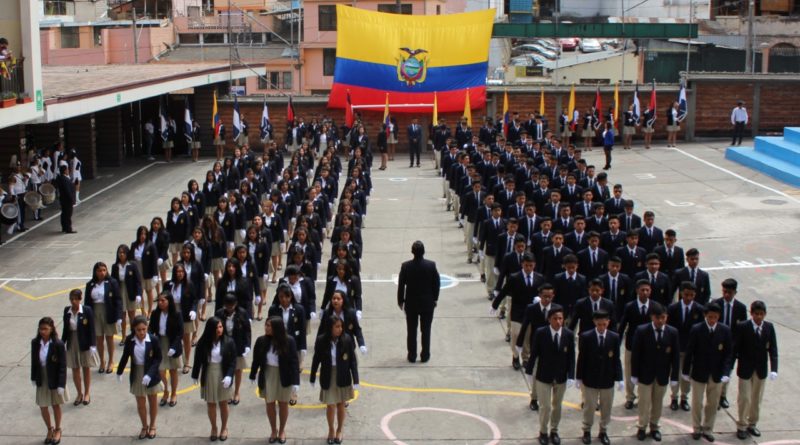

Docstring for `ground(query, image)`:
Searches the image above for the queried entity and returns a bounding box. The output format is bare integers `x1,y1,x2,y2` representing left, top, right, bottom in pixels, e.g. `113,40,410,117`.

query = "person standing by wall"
407,118,422,168
730,100,749,146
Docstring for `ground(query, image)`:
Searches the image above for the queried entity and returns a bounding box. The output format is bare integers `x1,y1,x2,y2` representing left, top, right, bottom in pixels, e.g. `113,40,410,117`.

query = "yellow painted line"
0,285,75,301
0,285,38,301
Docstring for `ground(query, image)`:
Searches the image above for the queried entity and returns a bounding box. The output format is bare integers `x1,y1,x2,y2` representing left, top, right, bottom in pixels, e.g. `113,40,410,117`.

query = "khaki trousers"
529,360,538,401
443,179,450,202
452,193,460,220
483,253,497,292
464,222,475,256
434,149,441,169
624,348,637,402
637,382,667,430
510,321,521,358
582,386,614,432
670,352,691,400
535,380,567,434
737,375,766,430
691,378,722,433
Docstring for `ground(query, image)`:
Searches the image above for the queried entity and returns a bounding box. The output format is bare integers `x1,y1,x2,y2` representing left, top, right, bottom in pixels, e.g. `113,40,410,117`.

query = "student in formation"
192,316,237,441
62,289,99,407
31,317,68,445
84,261,122,375
148,292,184,407
116,315,162,440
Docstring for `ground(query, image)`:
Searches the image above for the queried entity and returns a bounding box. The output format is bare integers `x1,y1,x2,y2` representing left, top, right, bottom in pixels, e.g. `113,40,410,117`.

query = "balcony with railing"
0,59,29,106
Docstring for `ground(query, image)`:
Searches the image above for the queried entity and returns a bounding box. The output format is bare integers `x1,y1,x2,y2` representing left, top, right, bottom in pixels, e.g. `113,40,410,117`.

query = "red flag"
650,80,657,119
287,95,295,126
345,91,354,128
594,86,603,122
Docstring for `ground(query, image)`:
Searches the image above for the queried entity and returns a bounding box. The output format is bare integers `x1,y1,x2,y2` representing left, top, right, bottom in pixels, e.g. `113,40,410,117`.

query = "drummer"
28,156,45,221
68,149,82,205
12,165,29,232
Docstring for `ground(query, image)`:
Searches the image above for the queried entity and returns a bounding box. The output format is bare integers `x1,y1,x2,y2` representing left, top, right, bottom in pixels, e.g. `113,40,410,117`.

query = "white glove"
255,296,262,306
310,381,316,389
249,378,256,386
492,267,500,276
310,312,318,321
566,379,575,388
198,299,206,307
117,374,123,383
193,379,199,386
168,348,176,357
57,387,65,396
489,307,497,316
356,310,362,321
472,237,478,245
359,345,368,355
493,290,499,297
204,273,209,281
616,381,625,391
515,346,523,356
353,384,359,391
670,380,679,387
262,274,268,282
479,251,485,260
89,346,97,354
721,376,730,383
157,258,164,266
189,311,197,321
630,377,639,386
681,374,691,382
574,380,582,390
116,320,122,331
222,376,232,388
135,295,142,304
532,296,541,305
142,375,151,386
243,347,251,357
301,350,307,359
769,371,778,381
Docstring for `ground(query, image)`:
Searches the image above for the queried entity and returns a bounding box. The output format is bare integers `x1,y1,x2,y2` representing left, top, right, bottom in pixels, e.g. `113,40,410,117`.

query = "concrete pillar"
751,82,760,138
761,47,770,73
64,113,97,179
96,107,124,167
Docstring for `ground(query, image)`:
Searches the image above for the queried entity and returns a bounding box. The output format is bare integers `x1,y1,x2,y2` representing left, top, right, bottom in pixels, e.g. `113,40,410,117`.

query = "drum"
24,191,43,209
1,203,18,225
40,183,56,205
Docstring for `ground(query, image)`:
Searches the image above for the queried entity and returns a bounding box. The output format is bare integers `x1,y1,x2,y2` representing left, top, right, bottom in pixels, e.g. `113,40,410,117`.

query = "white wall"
560,0,709,20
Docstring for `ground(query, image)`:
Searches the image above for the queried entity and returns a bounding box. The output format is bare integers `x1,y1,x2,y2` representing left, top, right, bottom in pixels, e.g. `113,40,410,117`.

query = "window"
282,71,293,89
436,5,441,14
377,4,412,14
93,27,103,47
203,33,225,44
319,5,337,31
323,48,336,76
60,27,80,49
258,72,293,90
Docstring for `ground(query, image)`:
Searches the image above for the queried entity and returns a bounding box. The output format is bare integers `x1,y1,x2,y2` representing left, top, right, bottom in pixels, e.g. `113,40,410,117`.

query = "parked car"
509,54,548,67
534,38,560,52
579,38,603,53
559,37,580,51
512,44,557,59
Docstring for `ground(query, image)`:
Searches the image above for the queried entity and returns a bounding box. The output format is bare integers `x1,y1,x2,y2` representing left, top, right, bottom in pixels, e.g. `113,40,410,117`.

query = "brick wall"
759,85,797,133
694,82,755,137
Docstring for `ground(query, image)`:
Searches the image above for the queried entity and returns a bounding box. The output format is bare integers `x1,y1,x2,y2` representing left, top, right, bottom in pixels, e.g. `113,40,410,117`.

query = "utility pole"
132,7,139,63
745,0,754,72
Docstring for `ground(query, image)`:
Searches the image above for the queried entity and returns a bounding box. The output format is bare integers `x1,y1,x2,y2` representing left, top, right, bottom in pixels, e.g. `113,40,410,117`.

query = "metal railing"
0,61,25,101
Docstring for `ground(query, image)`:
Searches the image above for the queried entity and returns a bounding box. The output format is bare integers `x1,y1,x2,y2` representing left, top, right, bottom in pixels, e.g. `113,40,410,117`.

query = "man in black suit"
586,203,609,234
637,211,664,253
564,216,589,253
652,228,682,272
618,280,653,409
478,204,506,294
682,303,734,442
407,118,422,167
516,284,554,411
573,189,595,219
712,278,748,409
397,241,441,363
531,218,554,265
460,180,485,263
735,300,778,440
540,232,572,281
560,174,583,206
634,253,672,307
506,192,528,221
620,200,642,233
569,279,616,334
600,215,626,254
552,205,574,234
552,254,587,322
525,305,575,445
615,230,647,279
576,310,622,445
604,184,626,217
519,202,541,248
630,302,680,442
577,232,608,280
494,235,527,298
667,282,705,411
54,165,77,233
601,256,633,316
492,254,544,370
671,248,711,305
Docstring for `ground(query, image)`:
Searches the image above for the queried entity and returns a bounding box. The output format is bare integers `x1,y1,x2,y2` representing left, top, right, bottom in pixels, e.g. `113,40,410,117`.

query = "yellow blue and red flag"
328,5,494,113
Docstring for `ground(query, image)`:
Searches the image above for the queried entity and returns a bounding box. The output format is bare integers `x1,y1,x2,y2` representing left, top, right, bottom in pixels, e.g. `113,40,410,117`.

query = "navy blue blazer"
130,239,159,279
525,326,576,384
31,339,67,390
215,307,252,356
83,279,122,326
267,303,307,351
192,336,237,384
310,333,359,389
116,333,162,389
111,261,142,303
631,323,680,385
148,308,184,357
735,320,778,380
62,305,96,352
576,329,622,389
683,322,734,383
250,335,300,389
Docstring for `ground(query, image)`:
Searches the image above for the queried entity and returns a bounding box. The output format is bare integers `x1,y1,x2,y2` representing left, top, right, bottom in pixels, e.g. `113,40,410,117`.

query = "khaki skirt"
211,257,225,274
131,364,161,396
388,134,398,144
121,284,138,313
235,356,247,371
271,242,281,258
319,366,354,405
163,141,174,149
581,128,595,138
193,141,202,149
36,366,69,407
159,336,182,371
622,126,636,136
169,243,183,257
184,320,196,335
561,129,572,138
666,124,680,132
158,256,172,273
642,127,655,134
201,362,232,403
214,136,223,146
93,302,117,336
259,365,293,403
66,332,100,369
131,259,156,291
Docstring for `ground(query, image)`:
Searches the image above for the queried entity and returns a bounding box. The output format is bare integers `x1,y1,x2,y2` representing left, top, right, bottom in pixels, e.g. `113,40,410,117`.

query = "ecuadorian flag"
328,5,494,113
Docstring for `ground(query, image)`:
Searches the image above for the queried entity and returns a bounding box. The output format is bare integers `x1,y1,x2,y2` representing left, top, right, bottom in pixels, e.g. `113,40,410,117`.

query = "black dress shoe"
736,430,749,440
420,355,430,363
681,400,691,411
480,274,486,283
702,431,715,442
719,397,730,409
498,312,506,320
692,432,702,440
505,334,511,342
670,399,679,410
407,355,416,363
651,430,662,441
636,429,646,441
625,401,635,410
598,432,610,445
747,426,761,437
529,399,539,411
549,432,561,445
581,431,591,444
538,432,549,445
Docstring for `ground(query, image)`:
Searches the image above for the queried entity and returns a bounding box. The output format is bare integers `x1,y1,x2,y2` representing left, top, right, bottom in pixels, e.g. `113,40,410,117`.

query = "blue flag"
232,94,242,140
677,81,688,122
159,97,169,142
184,97,193,145
260,99,270,140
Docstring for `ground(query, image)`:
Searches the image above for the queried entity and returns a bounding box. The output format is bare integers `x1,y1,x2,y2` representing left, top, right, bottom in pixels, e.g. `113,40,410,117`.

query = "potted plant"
16,93,32,104
0,92,16,108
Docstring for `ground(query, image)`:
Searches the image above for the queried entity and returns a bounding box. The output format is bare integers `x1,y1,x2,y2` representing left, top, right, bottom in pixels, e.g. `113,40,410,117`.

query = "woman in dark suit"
233,245,261,319
326,244,360,280
165,262,196,374
192,317,237,442
318,290,367,355
214,293,252,407
214,196,235,257
112,244,142,343
268,285,307,370
228,191,248,246
166,197,189,265
188,179,206,217
245,225,271,320
261,199,285,283
202,171,222,217
31,316,68,445
116,315,162,440
63,289,98,406
310,316,359,444
322,261,363,314
215,258,250,315
149,217,171,291
84,261,122,374
131,225,159,317
149,292,184,407
190,227,213,324
250,316,300,444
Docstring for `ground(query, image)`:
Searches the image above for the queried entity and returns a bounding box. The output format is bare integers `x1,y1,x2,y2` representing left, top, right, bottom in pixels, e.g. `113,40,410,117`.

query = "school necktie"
650,273,656,287
593,301,599,312
518,253,523,266
507,236,513,253
592,250,597,266
690,268,696,283
627,216,632,229
526,275,532,287
656,327,663,343
599,334,605,348
555,247,560,257
553,332,560,349
725,303,732,326
756,326,762,337
576,233,582,245
684,305,690,324
641,305,647,317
